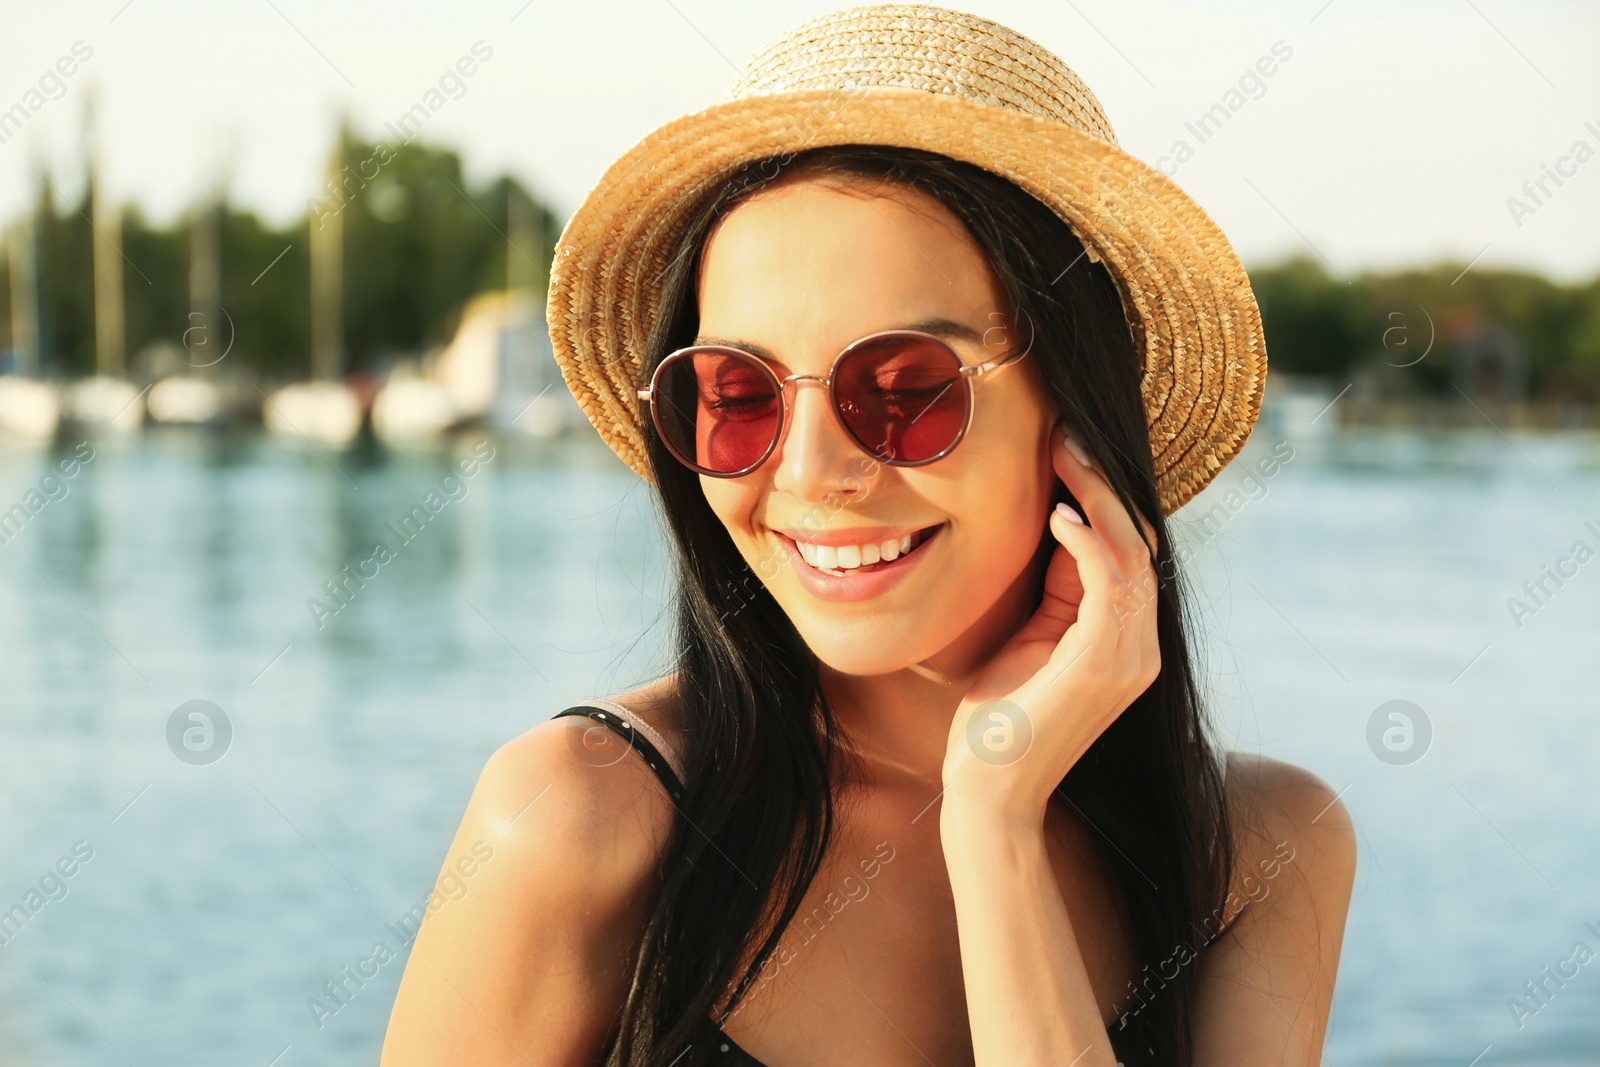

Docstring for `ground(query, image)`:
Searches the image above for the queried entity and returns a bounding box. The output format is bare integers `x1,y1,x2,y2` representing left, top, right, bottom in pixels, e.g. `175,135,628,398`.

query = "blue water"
0,424,1595,1066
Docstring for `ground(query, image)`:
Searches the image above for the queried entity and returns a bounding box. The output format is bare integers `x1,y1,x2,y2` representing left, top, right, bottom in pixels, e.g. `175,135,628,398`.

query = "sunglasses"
638,328,1031,477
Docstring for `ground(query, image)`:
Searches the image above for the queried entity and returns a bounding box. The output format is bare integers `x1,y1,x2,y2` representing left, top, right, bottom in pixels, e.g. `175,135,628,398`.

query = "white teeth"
791,530,929,573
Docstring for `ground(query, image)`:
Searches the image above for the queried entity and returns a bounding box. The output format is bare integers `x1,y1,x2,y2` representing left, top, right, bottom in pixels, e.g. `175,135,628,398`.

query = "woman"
382,6,1356,1066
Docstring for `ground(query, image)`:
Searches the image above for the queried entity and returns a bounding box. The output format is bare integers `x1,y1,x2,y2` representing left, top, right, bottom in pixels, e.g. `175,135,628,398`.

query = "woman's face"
694,176,1059,677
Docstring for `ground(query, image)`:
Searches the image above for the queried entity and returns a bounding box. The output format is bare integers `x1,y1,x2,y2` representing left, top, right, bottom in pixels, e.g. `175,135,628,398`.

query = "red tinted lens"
652,349,781,474
833,335,969,462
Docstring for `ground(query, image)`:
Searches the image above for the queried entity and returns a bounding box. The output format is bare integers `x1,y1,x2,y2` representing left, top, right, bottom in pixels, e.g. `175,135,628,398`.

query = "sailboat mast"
310,154,343,382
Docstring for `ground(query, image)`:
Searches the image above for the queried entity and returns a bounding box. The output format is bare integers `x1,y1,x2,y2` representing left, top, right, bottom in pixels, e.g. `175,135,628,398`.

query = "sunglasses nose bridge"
774,370,833,424
771,372,833,437
768,371,860,482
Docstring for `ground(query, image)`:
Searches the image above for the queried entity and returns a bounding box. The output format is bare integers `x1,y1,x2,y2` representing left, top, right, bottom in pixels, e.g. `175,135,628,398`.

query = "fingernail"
1062,433,1093,469
1054,502,1084,525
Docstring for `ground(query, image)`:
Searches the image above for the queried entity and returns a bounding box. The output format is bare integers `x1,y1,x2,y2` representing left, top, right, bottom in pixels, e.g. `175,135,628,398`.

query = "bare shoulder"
481,708,681,867
1222,751,1357,875
379,708,680,1066
1188,752,1357,1064
477,670,685,872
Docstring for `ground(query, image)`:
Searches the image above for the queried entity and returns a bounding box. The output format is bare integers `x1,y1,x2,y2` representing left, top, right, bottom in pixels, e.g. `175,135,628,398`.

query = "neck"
819,536,1049,790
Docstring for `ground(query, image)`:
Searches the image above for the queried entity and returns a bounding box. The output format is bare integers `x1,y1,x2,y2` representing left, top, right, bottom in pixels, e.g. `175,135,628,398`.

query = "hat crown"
722,4,1119,147
549,2,1266,514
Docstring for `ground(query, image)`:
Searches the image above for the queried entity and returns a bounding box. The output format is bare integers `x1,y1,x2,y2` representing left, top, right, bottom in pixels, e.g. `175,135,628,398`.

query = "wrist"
939,792,1051,882
938,774,1049,839
941,748,1057,820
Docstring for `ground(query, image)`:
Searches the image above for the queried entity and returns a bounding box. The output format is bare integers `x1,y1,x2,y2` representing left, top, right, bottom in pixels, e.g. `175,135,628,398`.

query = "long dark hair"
605,144,1236,1067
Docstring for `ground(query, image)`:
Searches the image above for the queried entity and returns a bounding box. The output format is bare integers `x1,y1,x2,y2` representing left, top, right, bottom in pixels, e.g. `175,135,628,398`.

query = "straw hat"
546,3,1266,515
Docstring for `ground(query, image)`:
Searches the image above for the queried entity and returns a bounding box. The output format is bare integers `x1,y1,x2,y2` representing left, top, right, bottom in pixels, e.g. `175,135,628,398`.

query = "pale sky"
2,0,1597,280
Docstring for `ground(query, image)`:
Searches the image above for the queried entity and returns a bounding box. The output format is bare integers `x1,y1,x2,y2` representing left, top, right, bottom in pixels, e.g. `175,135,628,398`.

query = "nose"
769,376,865,504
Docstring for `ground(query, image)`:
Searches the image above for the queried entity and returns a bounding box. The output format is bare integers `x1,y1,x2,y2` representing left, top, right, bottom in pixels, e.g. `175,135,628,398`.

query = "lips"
772,523,944,603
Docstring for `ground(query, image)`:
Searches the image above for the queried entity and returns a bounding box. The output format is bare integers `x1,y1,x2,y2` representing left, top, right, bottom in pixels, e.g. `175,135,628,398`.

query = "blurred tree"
1246,257,1600,402
18,134,1590,403
120,205,185,376
326,123,559,376
36,183,96,377
220,211,309,380
1576,278,1600,371
3,123,561,385
1249,255,1368,378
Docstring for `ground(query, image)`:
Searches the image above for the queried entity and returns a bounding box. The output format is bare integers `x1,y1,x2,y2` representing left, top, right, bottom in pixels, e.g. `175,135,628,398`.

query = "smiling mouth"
785,524,943,577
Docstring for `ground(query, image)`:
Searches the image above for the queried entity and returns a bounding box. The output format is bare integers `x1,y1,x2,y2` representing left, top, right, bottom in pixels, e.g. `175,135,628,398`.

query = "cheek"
939,459,1049,580
937,387,1054,566
952,380,1054,517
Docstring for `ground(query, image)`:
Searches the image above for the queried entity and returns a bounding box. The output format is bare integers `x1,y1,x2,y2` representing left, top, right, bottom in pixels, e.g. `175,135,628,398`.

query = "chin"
772,543,1043,680
794,624,944,677
772,590,964,677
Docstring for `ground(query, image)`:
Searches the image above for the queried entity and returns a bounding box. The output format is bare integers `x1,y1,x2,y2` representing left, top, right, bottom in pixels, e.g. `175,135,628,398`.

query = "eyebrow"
691,317,988,363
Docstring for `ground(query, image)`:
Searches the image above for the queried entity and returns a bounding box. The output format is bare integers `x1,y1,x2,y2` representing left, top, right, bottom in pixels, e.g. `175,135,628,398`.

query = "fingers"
1050,421,1160,583
1047,421,1164,644
1047,501,1163,700
1047,501,1138,650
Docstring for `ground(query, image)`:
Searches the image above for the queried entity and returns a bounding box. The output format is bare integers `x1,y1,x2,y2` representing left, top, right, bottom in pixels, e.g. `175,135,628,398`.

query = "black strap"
552,705,685,802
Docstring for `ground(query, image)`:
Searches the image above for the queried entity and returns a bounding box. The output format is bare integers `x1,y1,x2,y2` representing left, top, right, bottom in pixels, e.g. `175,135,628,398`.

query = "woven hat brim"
548,87,1266,516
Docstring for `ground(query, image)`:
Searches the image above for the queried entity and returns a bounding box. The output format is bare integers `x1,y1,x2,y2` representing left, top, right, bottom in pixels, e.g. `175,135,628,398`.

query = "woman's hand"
940,419,1163,819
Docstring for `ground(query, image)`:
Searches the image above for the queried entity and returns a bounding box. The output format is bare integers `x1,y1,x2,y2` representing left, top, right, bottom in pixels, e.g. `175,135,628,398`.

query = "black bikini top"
552,702,686,801
549,704,767,1065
